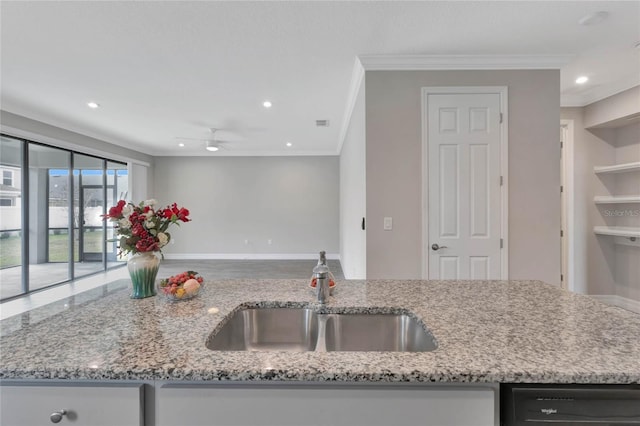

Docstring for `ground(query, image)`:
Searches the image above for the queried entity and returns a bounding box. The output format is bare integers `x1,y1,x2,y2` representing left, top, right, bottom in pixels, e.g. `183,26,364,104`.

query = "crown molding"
337,58,365,155
358,54,574,70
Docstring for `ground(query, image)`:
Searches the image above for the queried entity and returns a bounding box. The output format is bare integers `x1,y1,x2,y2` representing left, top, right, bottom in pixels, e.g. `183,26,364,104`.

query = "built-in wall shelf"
594,162,640,175
594,195,640,204
594,226,640,238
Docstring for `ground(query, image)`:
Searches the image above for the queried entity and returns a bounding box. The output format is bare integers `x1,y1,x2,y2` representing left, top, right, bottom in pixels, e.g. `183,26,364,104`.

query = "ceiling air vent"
315,120,330,127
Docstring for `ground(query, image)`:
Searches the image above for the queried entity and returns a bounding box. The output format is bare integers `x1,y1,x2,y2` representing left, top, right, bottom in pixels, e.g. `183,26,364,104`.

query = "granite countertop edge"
1,279,639,384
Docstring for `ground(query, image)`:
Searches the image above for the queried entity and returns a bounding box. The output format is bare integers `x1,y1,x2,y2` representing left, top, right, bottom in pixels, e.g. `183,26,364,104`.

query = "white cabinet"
0,380,498,426
0,382,144,426
156,383,497,426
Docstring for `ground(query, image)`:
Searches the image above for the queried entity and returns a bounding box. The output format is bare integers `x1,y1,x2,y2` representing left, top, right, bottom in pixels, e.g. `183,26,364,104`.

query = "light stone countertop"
1,279,639,384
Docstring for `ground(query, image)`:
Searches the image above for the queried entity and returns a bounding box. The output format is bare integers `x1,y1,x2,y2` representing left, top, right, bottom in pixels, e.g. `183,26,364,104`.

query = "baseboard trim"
590,295,640,314
163,253,341,261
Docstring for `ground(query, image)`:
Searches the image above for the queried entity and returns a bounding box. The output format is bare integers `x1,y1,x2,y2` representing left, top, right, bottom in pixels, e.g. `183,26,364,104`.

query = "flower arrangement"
159,271,203,300
103,199,191,256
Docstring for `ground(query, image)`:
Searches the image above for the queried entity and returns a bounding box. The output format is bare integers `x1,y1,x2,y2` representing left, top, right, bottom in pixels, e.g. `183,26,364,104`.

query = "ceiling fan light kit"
206,141,219,152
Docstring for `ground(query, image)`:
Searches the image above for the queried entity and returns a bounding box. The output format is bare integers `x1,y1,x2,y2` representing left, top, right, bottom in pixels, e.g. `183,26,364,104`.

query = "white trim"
359,54,572,71
163,253,341,261
1,125,151,167
421,86,509,280
590,295,640,315
594,162,640,174
560,120,575,292
337,58,366,155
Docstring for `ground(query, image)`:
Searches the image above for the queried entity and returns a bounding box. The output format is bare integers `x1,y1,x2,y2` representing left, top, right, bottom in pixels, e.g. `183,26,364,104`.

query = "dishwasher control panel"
501,383,640,425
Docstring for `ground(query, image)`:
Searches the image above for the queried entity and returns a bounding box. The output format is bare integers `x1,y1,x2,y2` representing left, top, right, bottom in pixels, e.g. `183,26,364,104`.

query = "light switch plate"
383,217,393,230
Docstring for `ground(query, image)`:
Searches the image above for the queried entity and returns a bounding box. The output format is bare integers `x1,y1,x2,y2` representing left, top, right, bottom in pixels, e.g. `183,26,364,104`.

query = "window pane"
73,154,105,278
48,166,71,263
29,143,71,292
107,161,128,267
0,136,23,299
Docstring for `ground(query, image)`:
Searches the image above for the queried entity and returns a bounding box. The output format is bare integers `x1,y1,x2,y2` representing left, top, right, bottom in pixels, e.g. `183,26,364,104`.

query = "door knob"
50,409,67,423
431,244,448,251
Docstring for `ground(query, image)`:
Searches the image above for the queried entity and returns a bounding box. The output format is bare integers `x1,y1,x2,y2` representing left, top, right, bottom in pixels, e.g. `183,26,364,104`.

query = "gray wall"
153,156,339,257
339,78,367,279
365,70,561,283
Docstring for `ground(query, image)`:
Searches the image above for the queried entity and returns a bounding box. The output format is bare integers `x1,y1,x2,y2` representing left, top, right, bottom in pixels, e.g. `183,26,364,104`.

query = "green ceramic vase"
127,252,160,299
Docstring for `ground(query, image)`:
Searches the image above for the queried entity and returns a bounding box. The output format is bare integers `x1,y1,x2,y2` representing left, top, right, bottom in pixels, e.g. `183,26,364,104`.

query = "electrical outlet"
383,217,393,230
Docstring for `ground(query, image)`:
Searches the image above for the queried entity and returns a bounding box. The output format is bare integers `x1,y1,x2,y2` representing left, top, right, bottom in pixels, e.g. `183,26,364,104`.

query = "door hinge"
500,176,504,186
561,230,564,237
499,112,503,124
560,185,564,193
500,238,504,249
560,141,563,149
561,274,564,282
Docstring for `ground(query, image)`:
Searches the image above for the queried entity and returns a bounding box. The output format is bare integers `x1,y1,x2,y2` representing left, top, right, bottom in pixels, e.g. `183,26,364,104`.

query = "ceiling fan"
176,128,231,152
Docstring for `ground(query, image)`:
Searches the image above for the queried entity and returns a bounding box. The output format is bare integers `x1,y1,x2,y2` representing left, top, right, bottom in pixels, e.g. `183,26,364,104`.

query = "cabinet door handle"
50,409,67,423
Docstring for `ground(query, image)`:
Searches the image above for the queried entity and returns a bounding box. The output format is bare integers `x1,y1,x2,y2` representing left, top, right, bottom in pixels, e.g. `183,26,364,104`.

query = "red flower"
177,207,190,222
105,199,126,219
106,199,191,256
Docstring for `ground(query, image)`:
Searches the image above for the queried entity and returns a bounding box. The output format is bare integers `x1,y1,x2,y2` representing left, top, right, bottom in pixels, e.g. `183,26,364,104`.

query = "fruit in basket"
183,278,201,296
159,271,204,299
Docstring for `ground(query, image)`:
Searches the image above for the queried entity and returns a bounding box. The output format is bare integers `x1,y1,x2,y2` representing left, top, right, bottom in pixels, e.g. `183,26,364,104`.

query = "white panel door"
428,93,502,279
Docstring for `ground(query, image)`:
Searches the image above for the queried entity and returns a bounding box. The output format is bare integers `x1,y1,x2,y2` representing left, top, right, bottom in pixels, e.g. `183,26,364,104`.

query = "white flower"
121,204,133,218
157,232,169,247
145,219,156,229
143,199,157,207
118,218,131,229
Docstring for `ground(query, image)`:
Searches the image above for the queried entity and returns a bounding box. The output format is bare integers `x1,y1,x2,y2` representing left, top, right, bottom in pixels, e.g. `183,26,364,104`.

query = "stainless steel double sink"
206,307,437,352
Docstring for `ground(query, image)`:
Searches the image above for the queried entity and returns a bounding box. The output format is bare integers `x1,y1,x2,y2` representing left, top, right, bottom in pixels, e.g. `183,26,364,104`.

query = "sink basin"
324,313,437,352
207,308,437,352
206,308,319,351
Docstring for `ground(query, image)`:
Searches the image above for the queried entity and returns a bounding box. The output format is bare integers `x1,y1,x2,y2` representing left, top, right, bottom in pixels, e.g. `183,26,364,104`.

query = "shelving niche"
591,109,640,245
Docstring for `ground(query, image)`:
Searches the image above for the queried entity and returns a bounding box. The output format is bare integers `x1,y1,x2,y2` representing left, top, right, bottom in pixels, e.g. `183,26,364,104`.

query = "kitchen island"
1,279,639,425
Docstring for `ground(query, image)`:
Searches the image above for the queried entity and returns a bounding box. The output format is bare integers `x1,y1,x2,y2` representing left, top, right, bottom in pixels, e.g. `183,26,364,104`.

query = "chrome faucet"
312,251,331,304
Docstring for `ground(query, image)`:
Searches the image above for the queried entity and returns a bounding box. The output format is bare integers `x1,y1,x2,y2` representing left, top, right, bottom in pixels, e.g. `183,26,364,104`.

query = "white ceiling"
1,1,639,157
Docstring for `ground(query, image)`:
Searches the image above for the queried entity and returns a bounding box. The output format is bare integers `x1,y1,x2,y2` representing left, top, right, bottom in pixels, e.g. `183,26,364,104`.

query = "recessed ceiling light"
578,11,609,26
178,143,185,147
87,102,100,109
575,76,589,84
286,142,292,147
263,101,272,108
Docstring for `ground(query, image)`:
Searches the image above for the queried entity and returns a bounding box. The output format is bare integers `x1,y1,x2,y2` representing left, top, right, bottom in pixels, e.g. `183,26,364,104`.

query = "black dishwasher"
501,383,640,425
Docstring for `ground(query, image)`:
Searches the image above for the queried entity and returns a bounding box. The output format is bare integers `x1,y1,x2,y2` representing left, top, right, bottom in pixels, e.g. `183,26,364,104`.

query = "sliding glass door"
0,134,129,300
0,136,23,300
